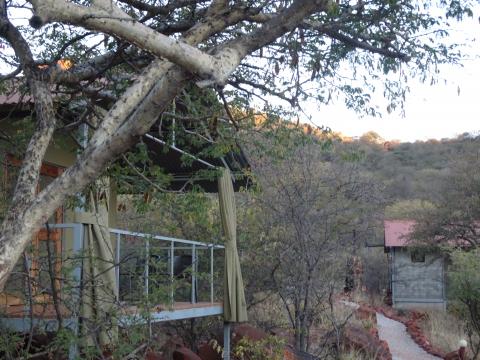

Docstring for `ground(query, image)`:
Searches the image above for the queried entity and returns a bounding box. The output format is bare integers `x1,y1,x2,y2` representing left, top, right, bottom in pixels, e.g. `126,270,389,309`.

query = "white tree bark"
30,0,235,85
29,0,330,86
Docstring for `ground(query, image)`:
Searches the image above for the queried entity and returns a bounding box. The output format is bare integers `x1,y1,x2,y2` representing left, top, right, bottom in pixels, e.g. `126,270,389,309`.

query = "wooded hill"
338,131,480,212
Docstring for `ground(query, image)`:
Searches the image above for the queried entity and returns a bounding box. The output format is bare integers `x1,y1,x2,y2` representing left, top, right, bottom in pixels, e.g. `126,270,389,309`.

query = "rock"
173,347,202,360
444,346,467,360
198,342,222,360
233,324,268,342
146,351,167,360
283,347,299,360
444,350,462,360
343,325,392,360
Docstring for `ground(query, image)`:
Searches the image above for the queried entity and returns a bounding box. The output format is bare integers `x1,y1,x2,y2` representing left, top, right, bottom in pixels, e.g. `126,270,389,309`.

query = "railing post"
170,241,174,304
23,252,32,315
223,322,231,360
144,237,150,298
115,233,121,298
191,245,196,304
69,223,84,360
210,246,214,303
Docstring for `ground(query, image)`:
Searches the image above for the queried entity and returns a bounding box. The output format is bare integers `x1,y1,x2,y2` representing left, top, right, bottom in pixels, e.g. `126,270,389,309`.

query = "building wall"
1,120,117,225
1,121,119,299
392,247,446,310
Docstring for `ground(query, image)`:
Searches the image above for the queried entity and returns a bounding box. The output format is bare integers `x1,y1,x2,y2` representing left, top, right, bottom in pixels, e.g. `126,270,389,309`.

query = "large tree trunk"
0,63,186,290
0,0,330,291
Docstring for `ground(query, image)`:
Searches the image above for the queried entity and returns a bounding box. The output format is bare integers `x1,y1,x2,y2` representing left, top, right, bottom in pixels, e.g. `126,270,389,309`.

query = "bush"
233,335,285,360
448,249,480,359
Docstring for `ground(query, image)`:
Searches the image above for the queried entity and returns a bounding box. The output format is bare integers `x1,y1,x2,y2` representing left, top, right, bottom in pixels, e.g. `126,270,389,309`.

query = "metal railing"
40,223,224,306
110,227,224,305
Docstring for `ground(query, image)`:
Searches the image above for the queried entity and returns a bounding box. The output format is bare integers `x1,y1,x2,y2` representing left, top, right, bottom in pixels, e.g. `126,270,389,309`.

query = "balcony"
0,222,224,332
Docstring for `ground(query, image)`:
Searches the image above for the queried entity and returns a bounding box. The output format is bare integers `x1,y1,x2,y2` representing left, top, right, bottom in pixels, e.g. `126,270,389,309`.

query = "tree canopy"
0,0,475,288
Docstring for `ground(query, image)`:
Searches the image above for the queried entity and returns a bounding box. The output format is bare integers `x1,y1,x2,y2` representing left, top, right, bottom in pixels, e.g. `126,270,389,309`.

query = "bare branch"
0,3,57,205
217,87,239,131
30,0,330,86
117,0,203,17
302,18,411,62
0,66,21,80
323,28,410,61
29,0,229,83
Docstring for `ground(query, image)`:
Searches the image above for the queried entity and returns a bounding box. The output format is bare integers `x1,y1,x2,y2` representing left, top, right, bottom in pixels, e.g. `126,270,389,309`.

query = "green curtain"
218,168,247,322
74,189,117,347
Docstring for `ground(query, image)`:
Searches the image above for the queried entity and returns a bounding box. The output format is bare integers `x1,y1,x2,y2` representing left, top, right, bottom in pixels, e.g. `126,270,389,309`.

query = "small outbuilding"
384,220,446,310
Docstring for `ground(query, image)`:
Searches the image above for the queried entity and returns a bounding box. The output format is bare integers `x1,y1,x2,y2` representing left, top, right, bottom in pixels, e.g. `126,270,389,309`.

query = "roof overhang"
142,133,250,193
384,220,415,247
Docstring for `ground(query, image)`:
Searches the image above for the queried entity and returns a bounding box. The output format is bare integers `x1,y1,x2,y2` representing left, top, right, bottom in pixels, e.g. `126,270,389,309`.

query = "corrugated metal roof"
384,220,415,247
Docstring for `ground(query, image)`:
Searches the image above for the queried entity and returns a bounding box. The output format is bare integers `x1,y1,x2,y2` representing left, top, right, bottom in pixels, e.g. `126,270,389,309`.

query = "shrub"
233,335,285,360
448,249,480,359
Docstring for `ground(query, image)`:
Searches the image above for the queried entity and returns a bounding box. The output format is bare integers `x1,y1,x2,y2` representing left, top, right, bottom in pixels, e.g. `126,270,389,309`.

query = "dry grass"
419,309,470,356
248,294,384,358
339,349,367,360
339,347,378,360
351,291,385,308
247,293,291,331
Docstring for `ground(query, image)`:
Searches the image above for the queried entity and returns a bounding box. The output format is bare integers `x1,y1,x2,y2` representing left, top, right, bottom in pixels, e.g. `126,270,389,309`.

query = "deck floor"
1,302,223,331
0,301,222,319
120,302,223,324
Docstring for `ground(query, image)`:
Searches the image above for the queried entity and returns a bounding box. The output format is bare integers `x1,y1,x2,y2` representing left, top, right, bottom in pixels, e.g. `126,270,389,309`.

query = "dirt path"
376,313,441,360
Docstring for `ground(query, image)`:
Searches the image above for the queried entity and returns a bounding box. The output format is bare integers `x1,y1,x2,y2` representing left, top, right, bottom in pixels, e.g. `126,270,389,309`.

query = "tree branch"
0,0,60,287
0,2,57,206
0,66,21,80
117,0,202,17
0,0,252,291
323,28,410,61
30,0,330,87
29,0,229,84
229,77,297,107
302,19,411,62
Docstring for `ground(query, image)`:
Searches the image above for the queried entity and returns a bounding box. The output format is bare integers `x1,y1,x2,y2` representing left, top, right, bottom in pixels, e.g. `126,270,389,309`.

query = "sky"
303,6,480,142
2,3,479,143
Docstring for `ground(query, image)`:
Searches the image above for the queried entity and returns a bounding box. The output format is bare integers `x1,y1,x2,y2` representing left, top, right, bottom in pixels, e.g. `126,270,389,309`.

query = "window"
411,249,425,263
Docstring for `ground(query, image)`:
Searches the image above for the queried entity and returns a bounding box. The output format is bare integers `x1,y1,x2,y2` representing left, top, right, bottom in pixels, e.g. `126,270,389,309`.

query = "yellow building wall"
0,121,118,260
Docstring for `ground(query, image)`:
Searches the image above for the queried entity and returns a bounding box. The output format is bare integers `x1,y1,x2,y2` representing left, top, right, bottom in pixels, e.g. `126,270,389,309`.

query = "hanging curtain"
218,168,247,322
74,187,117,347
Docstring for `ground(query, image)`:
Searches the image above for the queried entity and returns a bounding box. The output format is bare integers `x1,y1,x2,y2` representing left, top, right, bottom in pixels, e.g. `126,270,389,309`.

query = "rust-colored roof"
0,92,32,105
384,220,415,247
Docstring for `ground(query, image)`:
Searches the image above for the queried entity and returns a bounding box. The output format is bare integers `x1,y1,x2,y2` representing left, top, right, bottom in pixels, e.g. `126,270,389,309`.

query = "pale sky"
3,4,479,143
307,58,480,142
304,7,480,142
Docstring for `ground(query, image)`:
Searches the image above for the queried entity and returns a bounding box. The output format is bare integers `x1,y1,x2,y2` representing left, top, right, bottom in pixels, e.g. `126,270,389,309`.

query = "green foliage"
385,199,435,219
0,330,23,359
448,249,480,357
406,142,480,247
449,250,480,304
109,142,172,197
0,116,35,160
233,335,285,360
240,131,384,351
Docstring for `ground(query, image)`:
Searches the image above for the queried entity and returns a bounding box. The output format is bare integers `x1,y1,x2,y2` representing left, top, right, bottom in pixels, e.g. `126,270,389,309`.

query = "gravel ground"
376,313,441,360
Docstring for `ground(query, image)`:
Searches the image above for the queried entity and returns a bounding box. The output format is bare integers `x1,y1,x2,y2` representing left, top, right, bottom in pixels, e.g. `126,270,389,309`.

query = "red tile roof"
384,220,415,247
